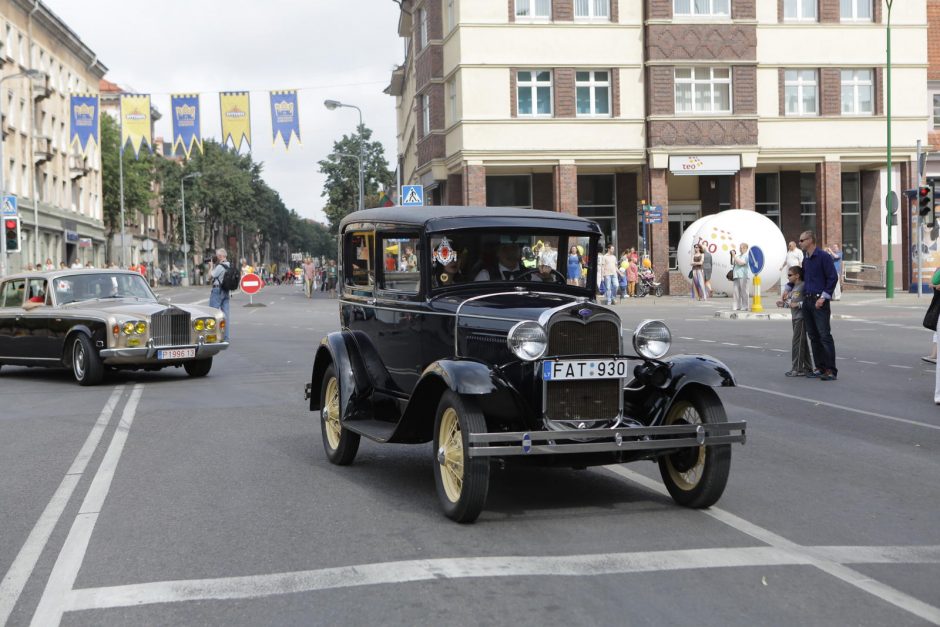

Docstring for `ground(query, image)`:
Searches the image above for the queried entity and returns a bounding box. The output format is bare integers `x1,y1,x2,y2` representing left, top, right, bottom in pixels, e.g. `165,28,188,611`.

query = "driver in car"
474,243,538,281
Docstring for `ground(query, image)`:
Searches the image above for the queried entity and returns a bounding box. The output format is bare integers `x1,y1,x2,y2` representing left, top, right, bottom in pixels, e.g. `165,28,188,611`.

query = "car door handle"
367,298,376,306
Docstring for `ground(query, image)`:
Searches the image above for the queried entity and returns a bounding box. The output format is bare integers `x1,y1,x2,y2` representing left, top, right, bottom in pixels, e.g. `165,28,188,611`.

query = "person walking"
780,241,804,287
778,266,813,377
626,257,638,298
327,260,338,298
302,257,315,298
600,244,618,306
731,242,751,311
799,231,838,381
702,247,713,297
690,244,707,301
209,248,232,341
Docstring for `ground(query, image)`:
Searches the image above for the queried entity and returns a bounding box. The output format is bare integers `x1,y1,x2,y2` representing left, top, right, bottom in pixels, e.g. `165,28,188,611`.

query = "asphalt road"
1,283,938,626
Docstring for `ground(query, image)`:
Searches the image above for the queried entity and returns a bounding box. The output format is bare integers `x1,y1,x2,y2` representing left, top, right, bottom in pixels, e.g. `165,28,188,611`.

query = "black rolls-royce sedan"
0,269,228,385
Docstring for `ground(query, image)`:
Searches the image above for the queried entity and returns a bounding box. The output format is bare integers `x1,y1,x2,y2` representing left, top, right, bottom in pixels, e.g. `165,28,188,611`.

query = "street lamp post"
0,70,42,278
885,0,894,298
324,99,365,211
180,172,201,286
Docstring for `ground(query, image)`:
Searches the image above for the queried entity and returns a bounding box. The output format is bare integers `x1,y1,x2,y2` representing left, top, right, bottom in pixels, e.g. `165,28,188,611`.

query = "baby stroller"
636,267,663,298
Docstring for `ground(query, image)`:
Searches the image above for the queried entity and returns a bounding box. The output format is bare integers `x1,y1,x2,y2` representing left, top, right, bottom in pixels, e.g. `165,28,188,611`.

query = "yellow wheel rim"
438,407,464,503
664,401,705,491
323,377,341,450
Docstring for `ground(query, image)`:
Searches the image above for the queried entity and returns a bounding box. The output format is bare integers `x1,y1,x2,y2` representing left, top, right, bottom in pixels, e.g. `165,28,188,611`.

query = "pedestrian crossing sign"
401,185,424,206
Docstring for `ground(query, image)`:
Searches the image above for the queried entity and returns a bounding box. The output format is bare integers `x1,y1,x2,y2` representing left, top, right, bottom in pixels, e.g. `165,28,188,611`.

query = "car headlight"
122,321,136,335
507,321,548,361
193,318,206,331
135,321,147,335
206,318,216,330
632,319,671,360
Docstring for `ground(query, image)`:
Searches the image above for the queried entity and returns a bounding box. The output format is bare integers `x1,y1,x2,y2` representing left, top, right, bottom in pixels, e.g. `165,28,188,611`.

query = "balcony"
32,134,53,163
31,73,50,101
69,154,90,180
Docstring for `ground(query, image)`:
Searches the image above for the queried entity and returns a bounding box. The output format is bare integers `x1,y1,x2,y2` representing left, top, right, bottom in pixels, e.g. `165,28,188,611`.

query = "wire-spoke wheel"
433,391,489,523
319,364,360,465
658,388,731,509
71,334,103,386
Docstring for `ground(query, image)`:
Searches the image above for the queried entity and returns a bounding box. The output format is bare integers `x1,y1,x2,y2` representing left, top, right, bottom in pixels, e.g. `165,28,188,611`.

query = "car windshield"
54,273,156,305
429,229,595,289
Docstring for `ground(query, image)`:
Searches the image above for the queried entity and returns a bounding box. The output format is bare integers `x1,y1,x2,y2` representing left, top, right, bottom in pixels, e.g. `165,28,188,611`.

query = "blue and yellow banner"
220,91,251,153
270,90,300,149
69,94,99,157
119,94,152,158
171,94,202,159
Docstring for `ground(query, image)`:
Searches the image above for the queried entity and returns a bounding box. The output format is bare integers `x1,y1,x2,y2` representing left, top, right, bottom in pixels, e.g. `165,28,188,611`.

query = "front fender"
664,354,737,395
62,324,99,366
307,332,372,421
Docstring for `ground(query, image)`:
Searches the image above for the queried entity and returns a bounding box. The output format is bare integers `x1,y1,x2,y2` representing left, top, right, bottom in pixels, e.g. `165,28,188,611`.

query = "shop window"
578,175,616,250
755,173,780,227
841,173,861,262
800,173,817,234
486,175,532,207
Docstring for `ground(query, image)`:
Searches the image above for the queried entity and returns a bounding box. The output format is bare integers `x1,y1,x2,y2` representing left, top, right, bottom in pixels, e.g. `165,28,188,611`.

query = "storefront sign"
669,155,740,176
78,237,92,248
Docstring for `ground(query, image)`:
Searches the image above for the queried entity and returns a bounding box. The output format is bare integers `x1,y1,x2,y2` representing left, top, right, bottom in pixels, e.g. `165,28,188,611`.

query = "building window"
576,71,610,117
674,0,730,17
420,94,430,135
933,94,940,128
515,0,551,19
446,0,457,31
800,173,816,234
755,173,780,227
840,0,871,21
486,175,532,207
417,7,428,49
8,160,15,196
517,70,552,117
840,69,873,115
575,0,609,20
577,175,616,250
675,67,731,114
785,70,818,116
841,173,861,261
6,89,14,129
783,0,817,20
447,77,457,125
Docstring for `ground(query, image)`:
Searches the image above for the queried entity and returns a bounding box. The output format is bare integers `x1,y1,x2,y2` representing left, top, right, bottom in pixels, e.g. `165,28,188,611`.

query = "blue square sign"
401,185,424,206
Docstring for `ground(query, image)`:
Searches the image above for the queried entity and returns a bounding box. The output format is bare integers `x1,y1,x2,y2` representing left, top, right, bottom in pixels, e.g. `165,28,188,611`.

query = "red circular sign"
239,272,264,295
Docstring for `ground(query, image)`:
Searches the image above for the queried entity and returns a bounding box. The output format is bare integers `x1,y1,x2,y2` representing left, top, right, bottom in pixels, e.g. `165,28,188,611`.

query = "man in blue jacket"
799,231,839,381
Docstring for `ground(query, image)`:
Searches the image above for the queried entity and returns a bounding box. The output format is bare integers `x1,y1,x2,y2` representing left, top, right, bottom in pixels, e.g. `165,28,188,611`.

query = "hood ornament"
576,307,593,319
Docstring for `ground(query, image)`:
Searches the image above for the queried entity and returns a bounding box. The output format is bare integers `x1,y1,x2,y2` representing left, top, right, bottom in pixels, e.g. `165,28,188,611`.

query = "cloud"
44,0,403,223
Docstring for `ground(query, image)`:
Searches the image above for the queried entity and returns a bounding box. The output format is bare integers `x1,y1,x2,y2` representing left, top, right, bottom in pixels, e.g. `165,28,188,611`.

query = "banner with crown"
69,94,99,157
220,91,251,153
270,90,300,149
119,94,152,158
171,94,202,158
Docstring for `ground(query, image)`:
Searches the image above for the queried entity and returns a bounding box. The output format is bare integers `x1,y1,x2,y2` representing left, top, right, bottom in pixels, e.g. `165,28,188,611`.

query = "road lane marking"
721,342,738,346
857,360,878,365
737,384,940,432
0,386,125,627
606,466,940,625
770,349,787,353
699,339,716,343
30,384,144,627
889,365,913,369
57,543,940,614
743,346,762,349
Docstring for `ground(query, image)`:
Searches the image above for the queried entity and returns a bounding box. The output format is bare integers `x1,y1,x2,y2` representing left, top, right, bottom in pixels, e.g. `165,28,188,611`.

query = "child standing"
626,258,638,298
778,265,813,377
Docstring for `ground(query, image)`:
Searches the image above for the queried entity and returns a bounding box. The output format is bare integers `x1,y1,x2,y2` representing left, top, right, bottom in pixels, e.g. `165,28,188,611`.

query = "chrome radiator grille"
151,309,191,347
544,316,621,426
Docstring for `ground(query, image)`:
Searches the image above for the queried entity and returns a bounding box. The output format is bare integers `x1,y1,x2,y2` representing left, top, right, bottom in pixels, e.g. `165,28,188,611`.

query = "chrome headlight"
632,319,671,360
507,321,548,361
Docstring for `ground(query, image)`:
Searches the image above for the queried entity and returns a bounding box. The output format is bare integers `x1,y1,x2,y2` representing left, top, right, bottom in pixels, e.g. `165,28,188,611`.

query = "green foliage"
318,124,394,229
100,114,154,233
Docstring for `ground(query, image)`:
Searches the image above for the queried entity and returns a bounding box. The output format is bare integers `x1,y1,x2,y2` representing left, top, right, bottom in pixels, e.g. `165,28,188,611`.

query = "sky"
43,0,405,224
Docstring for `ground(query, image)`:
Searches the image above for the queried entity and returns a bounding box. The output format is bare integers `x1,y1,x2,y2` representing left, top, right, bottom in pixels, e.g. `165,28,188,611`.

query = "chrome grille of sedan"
544,316,621,429
150,308,191,347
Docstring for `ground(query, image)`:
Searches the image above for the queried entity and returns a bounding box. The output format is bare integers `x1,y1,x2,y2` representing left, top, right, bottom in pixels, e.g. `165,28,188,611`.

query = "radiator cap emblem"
577,307,593,319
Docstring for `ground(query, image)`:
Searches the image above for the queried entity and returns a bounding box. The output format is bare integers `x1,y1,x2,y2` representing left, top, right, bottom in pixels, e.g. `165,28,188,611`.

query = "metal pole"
118,144,126,268
916,139,923,297
181,177,189,286
885,0,894,298
356,107,364,211
0,77,7,278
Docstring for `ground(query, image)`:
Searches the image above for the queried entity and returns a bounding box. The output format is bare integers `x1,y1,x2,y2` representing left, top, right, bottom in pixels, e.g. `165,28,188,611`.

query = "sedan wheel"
319,364,360,465
71,334,104,386
183,358,212,377
657,389,731,508
433,391,489,523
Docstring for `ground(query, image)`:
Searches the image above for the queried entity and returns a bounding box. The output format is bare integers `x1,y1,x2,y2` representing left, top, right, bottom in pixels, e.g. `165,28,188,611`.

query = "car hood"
58,299,217,318
431,291,601,323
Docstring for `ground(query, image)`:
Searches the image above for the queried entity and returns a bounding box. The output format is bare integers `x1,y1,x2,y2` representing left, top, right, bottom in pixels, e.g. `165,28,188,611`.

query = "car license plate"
158,348,196,360
542,359,631,381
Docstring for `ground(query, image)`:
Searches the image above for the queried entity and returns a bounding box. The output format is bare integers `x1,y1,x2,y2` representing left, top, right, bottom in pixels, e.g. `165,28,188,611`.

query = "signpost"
0,196,16,278
748,245,766,313
401,185,424,206
240,272,265,307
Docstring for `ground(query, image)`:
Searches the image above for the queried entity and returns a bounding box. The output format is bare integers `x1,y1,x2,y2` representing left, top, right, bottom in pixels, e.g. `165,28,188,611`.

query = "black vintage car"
0,269,228,385
305,207,745,523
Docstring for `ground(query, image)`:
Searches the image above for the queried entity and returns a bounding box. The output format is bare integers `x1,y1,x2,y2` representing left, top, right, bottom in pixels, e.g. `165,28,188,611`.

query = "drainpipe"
28,0,40,266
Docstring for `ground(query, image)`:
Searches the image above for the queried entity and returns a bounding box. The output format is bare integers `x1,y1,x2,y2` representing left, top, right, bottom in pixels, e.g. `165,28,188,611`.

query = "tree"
100,113,154,260
318,124,393,229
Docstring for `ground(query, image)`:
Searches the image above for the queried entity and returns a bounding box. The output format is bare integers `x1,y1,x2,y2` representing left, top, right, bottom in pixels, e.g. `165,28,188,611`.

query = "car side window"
26,278,47,304
378,234,421,294
345,230,374,290
0,279,26,308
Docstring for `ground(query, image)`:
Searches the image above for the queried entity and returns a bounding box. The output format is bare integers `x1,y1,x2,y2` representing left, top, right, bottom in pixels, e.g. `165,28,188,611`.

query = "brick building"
389,0,930,291
927,0,939,168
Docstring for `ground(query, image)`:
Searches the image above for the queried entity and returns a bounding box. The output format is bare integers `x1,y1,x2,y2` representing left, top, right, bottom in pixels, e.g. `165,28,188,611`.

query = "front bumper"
467,421,746,458
99,341,229,365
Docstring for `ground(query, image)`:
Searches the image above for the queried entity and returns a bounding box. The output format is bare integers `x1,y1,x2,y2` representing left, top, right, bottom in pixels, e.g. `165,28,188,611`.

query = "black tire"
184,358,213,377
71,334,104,386
657,388,731,509
654,285,664,297
319,364,360,465
637,283,649,297
433,390,490,523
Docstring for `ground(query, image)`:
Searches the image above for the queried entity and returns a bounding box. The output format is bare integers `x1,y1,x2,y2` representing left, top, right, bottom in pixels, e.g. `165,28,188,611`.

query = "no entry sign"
239,273,264,295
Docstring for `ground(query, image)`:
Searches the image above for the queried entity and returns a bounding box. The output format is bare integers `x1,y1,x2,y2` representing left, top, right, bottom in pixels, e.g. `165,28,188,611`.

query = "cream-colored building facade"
0,0,106,273
391,0,930,291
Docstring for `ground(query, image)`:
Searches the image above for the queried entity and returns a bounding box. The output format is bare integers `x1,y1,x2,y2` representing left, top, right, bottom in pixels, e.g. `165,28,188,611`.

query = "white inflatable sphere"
676,210,787,295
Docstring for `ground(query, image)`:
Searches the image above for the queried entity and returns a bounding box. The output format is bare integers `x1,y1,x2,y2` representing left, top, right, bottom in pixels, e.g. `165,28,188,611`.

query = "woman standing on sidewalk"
690,244,707,301
731,242,751,311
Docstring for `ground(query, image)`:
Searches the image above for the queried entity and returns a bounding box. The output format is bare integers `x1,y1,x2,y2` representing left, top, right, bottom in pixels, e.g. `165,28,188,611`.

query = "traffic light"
3,216,19,253
922,179,937,228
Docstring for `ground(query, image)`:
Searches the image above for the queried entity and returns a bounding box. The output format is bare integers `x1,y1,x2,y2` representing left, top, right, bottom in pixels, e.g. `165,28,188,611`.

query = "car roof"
1,269,144,282
340,206,603,234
